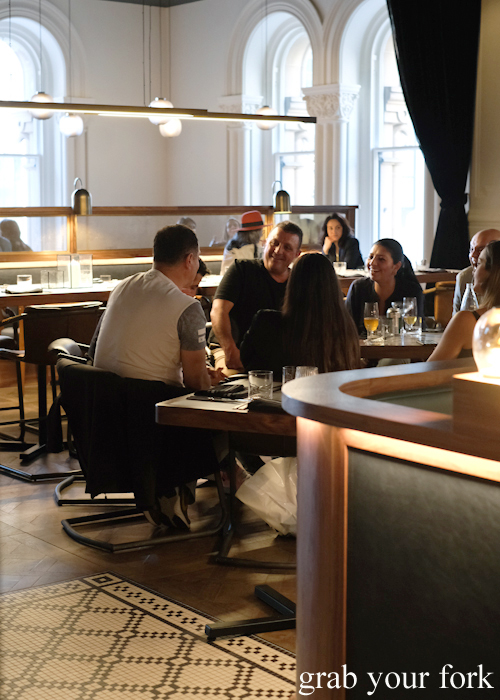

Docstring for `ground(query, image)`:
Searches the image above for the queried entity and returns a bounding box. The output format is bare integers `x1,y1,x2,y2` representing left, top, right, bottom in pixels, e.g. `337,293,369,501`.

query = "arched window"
372,33,426,265
0,14,66,250
243,12,314,206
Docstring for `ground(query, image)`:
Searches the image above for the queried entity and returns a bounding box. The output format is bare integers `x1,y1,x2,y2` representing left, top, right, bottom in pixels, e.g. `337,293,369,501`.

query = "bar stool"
0,302,104,481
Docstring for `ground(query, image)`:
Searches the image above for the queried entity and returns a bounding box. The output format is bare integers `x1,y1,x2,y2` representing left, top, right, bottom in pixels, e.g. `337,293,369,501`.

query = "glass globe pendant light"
148,97,173,125
159,118,182,137
59,112,84,137
256,0,277,131
31,2,52,120
155,2,181,138
59,0,83,138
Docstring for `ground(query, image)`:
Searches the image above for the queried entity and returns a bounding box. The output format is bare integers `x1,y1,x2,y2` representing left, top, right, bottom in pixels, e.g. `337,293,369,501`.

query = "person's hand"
225,346,243,370
323,237,334,255
207,367,226,385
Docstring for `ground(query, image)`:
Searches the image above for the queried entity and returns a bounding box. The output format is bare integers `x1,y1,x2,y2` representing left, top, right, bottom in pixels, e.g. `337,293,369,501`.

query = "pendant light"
72,177,92,215
31,0,53,119
273,180,291,214
257,0,277,131
60,0,83,137
158,0,181,138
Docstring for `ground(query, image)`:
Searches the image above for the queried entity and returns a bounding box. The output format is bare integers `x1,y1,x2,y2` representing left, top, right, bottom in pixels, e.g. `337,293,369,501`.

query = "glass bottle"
386,302,401,335
460,283,478,312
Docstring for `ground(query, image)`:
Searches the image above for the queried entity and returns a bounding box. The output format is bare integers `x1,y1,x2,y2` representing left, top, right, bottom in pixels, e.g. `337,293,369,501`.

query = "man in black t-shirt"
210,221,302,373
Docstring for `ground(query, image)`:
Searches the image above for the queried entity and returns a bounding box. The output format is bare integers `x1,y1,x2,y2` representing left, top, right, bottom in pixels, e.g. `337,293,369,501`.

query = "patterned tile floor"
0,572,295,699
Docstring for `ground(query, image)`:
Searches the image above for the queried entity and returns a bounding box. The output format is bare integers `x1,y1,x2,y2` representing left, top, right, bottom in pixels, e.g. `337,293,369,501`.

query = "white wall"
469,0,500,234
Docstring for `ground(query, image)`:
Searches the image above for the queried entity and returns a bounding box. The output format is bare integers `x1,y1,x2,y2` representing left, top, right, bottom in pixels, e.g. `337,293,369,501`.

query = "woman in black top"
240,252,360,378
346,238,424,337
321,213,363,269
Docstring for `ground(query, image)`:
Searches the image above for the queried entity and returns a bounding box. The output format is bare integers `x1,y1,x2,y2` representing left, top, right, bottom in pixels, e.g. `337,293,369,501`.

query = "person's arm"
322,237,333,256
427,310,477,362
178,302,217,389
210,298,243,370
181,348,211,391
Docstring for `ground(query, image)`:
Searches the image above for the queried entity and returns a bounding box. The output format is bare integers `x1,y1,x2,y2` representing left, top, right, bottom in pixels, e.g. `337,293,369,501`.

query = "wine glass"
363,302,380,343
403,297,418,333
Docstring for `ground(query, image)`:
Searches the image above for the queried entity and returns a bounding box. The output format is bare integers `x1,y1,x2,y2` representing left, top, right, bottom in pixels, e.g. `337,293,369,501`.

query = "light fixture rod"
0,100,316,124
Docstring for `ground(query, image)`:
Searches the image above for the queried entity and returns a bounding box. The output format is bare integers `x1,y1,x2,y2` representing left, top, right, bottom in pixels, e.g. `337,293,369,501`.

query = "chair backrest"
56,357,203,510
23,303,104,365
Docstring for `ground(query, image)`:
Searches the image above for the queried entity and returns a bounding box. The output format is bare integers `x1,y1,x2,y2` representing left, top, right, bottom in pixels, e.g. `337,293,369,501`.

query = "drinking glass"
282,366,296,384
16,274,32,290
248,370,273,400
333,261,347,275
295,366,318,379
363,302,379,342
403,297,418,333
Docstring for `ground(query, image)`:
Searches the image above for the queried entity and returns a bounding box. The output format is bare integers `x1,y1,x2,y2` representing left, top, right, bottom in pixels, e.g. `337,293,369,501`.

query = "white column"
302,84,360,205
219,94,262,205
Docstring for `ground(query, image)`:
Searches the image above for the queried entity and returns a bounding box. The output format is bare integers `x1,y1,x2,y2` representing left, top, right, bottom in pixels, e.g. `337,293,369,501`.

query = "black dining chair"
0,302,104,481
56,356,227,553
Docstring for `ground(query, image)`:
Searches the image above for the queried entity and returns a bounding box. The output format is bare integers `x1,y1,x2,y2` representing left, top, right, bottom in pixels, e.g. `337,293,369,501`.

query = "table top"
156,389,296,436
0,283,116,309
360,331,443,360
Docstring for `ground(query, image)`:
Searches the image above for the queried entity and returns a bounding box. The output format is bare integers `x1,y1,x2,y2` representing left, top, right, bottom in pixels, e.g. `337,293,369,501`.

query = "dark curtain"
386,0,481,269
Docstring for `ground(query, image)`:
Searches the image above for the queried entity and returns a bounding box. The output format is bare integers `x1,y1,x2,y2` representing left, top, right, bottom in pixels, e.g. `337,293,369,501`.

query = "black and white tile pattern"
0,572,295,699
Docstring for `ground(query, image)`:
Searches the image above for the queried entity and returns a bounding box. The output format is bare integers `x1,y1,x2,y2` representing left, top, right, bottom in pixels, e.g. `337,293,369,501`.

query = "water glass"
48,269,64,288
282,366,296,384
333,261,347,275
248,370,274,400
295,366,319,379
40,269,50,287
16,274,32,290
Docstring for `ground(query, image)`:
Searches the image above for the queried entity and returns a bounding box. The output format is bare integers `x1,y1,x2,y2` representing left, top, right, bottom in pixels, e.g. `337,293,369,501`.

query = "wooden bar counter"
282,359,500,698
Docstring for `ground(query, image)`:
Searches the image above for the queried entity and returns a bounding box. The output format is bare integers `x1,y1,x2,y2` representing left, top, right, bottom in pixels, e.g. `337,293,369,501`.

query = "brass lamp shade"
72,178,92,216
274,189,291,214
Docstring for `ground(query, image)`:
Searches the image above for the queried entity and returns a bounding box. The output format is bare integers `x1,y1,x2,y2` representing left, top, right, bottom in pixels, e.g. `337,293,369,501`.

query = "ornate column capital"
302,84,360,123
218,94,263,115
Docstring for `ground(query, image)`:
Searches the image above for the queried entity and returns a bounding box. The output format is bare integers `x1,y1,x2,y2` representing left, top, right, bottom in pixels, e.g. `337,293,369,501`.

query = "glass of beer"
363,302,380,342
403,297,418,333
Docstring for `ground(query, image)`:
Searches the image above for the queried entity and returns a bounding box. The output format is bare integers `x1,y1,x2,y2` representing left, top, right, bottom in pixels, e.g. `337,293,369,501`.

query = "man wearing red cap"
210,219,302,373
220,210,266,275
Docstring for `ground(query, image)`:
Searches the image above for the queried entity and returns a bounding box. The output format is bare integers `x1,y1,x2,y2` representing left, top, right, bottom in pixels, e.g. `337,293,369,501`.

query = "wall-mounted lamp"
72,177,92,215
272,180,291,214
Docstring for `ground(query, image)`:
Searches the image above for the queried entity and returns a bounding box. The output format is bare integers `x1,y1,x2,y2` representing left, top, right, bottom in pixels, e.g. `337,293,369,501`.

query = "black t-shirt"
210,259,287,346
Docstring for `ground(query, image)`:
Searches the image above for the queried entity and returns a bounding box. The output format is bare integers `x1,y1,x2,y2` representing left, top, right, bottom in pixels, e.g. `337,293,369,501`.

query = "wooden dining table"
360,331,444,361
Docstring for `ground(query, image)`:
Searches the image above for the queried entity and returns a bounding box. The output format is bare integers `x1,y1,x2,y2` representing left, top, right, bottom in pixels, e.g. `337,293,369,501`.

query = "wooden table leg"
296,419,348,699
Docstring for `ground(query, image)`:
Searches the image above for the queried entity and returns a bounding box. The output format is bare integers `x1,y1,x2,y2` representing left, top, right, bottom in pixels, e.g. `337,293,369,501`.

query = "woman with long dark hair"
321,213,363,269
346,238,423,336
428,240,500,361
240,252,360,376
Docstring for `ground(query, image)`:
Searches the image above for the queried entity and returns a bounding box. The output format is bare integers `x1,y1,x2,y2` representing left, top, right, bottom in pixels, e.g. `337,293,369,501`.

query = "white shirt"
94,269,206,386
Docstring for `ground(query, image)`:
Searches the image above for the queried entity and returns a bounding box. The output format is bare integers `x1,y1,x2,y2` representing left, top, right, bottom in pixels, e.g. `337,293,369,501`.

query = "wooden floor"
0,379,296,652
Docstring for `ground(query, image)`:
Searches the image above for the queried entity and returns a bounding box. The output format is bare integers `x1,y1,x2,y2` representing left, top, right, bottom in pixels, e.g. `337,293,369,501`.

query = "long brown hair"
480,240,500,308
281,252,360,372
